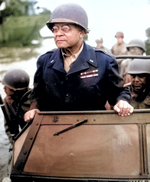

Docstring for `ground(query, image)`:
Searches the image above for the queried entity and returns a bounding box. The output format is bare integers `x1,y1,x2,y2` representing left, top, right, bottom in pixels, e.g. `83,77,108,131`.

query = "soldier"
120,39,146,84
127,59,150,109
145,27,150,55
0,69,32,182
1,69,31,144
95,37,111,53
111,31,128,68
24,3,133,122
111,32,127,55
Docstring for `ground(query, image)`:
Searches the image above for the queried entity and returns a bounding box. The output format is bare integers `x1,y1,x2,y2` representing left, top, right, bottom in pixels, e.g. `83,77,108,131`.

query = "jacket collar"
47,49,65,73
47,42,98,75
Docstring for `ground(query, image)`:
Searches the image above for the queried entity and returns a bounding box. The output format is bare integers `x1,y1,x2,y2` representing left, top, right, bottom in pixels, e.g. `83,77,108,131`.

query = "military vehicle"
1,55,150,182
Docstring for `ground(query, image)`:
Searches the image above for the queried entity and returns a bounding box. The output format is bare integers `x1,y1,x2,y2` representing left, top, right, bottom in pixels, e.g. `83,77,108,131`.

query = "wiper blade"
53,118,88,136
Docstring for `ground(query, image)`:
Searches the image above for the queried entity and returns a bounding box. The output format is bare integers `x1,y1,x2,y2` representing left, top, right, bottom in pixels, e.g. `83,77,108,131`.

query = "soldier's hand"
113,100,133,116
24,109,40,122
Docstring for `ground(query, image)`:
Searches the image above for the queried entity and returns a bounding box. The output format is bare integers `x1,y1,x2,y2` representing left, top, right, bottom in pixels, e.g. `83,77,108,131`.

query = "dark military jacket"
31,42,131,111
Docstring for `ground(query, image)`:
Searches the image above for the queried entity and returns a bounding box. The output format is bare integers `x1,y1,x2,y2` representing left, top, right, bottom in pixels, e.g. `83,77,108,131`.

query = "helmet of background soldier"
46,3,89,33
128,59,150,74
115,31,124,38
1,69,30,91
126,39,146,52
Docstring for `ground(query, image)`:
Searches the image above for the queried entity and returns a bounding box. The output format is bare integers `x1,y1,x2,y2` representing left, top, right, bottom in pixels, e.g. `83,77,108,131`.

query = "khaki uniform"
2,89,31,178
111,42,128,70
129,86,150,109
120,59,132,78
4,89,31,144
111,42,128,56
99,46,111,54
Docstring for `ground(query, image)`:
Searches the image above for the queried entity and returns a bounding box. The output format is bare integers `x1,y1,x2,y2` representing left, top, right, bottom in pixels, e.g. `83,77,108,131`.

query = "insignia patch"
50,60,54,63
80,69,98,79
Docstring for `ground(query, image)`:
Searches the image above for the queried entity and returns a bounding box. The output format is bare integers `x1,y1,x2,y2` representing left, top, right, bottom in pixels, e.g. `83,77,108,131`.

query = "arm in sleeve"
107,56,131,106
29,56,45,110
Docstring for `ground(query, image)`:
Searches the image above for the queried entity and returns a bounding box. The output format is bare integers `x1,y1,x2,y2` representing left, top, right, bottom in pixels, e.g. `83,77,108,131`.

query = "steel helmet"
126,39,146,52
128,59,150,74
46,3,89,33
2,69,30,91
115,31,124,38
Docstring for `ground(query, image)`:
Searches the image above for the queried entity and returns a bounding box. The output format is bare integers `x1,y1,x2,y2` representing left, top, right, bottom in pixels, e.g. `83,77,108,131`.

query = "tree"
1,0,29,17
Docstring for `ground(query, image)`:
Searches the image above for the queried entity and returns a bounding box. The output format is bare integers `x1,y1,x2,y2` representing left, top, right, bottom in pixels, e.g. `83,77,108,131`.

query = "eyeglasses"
51,24,71,33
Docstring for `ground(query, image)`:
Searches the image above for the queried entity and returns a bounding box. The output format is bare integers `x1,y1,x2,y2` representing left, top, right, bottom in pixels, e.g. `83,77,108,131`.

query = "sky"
36,0,150,49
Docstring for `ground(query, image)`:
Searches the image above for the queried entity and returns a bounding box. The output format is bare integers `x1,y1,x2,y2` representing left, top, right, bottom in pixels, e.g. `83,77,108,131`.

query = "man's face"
128,47,143,55
3,85,14,96
52,23,85,51
130,74,147,91
116,37,123,45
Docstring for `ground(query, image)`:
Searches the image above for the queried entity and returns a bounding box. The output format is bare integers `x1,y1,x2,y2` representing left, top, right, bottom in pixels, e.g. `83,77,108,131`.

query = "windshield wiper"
53,118,88,136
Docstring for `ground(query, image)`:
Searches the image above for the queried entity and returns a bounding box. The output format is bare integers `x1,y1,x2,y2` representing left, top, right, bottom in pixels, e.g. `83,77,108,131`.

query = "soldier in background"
0,69,32,181
120,39,146,84
95,37,111,53
127,59,150,109
1,69,31,145
111,31,128,68
145,27,150,55
24,3,133,122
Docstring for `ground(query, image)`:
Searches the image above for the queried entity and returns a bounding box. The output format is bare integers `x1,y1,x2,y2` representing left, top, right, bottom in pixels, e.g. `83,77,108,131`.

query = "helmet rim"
1,69,30,91
126,39,146,52
46,18,90,33
128,59,150,74
46,3,89,33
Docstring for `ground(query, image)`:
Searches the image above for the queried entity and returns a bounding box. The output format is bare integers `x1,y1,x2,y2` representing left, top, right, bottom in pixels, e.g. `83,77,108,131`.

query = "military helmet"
128,59,150,74
126,39,146,52
46,3,89,33
115,31,124,38
2,69,30,91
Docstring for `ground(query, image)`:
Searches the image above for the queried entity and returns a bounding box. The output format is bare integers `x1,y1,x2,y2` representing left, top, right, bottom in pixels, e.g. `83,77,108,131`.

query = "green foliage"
1,0,24,17
0,14,51,47
83,34,88,41
0,0,51,47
